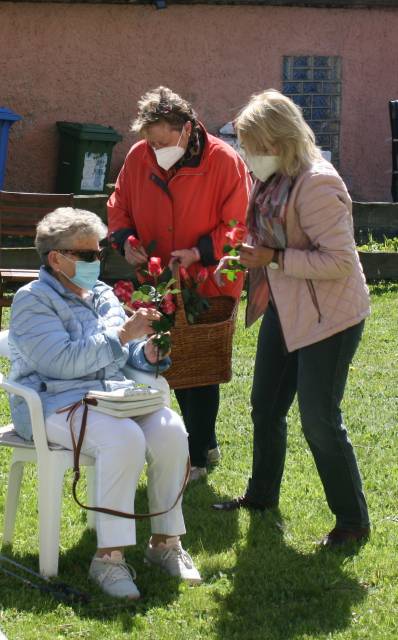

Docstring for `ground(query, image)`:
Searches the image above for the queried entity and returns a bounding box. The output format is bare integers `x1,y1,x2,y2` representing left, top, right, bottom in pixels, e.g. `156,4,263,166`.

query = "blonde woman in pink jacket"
213,90,370,547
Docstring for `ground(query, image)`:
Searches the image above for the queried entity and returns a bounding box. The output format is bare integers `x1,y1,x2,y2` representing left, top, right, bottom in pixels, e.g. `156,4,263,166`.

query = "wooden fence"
1,197,398,281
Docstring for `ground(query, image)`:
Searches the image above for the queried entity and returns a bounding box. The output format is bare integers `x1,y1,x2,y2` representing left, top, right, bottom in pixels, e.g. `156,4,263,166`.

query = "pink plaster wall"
1,3,398,200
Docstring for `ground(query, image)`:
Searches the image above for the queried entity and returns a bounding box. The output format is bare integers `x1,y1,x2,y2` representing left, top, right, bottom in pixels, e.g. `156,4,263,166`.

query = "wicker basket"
163,266,239,390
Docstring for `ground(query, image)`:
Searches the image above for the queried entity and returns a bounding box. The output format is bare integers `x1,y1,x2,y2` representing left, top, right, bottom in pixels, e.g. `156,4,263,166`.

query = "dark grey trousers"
246,303,369,530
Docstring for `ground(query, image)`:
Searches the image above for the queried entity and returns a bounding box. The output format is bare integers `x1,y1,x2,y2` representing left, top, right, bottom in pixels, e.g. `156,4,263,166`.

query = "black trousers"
175,385,219,468
246,304,369,530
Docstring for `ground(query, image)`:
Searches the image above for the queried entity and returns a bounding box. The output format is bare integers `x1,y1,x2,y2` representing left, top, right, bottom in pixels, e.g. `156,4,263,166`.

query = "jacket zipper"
306,279,322,323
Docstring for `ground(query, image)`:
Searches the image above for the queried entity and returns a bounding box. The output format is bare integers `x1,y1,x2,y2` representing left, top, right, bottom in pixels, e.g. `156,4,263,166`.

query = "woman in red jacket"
107,86,251,481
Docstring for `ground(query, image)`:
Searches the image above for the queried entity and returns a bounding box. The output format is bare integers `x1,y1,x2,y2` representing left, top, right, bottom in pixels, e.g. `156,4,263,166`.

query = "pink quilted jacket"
246,159,370,352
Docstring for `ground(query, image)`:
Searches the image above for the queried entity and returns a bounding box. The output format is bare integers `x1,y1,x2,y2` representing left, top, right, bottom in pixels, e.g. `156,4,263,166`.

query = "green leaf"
140,284,156,296
132,290,150,302
152,317,173,332
181,289,191,303
156,283,168,295
228,218,238,227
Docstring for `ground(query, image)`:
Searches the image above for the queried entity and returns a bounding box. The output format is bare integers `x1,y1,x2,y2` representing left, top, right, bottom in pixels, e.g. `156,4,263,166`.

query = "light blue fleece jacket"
8,267,170,440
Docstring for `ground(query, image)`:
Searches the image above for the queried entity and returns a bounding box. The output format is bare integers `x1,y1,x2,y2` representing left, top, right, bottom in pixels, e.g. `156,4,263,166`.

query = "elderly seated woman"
7,207,201,599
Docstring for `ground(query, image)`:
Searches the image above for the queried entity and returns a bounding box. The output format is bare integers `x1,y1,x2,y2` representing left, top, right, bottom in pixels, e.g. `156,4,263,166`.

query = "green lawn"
0,284,397,640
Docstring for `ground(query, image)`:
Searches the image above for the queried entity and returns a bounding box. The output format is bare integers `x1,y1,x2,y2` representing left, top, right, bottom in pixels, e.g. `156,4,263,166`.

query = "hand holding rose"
238,244,275,269
124,235,148,267
144,334,171,363
118,307,161,345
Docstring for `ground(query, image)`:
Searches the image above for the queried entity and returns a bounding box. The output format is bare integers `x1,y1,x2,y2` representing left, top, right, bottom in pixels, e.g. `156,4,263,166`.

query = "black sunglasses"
57,249,105,262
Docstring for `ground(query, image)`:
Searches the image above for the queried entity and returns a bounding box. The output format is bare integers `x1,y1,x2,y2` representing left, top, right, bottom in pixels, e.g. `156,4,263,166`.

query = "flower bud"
148,256,162,276
127,235,141,249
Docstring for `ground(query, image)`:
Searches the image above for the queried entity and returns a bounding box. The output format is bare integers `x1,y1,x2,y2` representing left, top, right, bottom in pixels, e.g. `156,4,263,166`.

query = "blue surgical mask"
61,255,100,291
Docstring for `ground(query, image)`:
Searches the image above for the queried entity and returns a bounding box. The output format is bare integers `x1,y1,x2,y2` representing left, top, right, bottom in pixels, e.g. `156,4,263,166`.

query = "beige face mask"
244,154,281,182
154,128,185,170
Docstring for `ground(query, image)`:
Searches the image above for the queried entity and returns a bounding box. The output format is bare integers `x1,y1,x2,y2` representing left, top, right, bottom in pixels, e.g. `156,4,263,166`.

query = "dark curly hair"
131,86,198,136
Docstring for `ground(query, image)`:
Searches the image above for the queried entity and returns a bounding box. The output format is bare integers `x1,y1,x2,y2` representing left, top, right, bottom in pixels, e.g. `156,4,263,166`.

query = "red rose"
226,222,248,247
196,267,209,284
148,256,162,276
113,280,134,303
131,300,156,311
161,293,176,315
127,234,141,249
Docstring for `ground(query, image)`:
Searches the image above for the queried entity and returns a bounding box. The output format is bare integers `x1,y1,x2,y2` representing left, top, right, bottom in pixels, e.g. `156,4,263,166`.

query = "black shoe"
319,527,370,548
211,495,278,512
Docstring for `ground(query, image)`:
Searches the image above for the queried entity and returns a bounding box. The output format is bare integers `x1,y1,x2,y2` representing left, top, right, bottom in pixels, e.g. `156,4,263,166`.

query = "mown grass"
0,284,397,640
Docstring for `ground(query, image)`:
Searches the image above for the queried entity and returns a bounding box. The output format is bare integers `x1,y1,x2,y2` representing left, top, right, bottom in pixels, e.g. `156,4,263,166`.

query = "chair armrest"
0,374,50,452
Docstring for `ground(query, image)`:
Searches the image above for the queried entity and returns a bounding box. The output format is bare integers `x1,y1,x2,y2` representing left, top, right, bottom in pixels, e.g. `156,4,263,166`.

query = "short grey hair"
35,207,108,259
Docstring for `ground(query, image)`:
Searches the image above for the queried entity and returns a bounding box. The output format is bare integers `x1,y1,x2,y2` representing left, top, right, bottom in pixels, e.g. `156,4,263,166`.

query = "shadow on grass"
0,530,182,631
214,510,367,640
180,468,240,555
0,477,239,631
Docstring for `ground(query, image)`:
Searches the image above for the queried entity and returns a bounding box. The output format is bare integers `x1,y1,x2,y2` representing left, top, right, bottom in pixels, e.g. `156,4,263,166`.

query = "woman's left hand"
239,243,274,269
169,248,199,269
144,335,171,364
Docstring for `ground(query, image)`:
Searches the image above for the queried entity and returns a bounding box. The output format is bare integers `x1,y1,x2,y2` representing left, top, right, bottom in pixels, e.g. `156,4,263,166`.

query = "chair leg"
86,466,96,531
2,459,25,545
37,458,68,577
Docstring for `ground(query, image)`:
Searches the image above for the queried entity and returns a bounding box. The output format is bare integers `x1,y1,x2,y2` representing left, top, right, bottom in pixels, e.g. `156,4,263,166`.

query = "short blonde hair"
235,89,323,177
131,86,198,137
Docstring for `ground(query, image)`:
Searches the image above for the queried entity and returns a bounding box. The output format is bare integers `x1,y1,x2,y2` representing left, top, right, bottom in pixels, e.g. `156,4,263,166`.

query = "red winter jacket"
107,126,251,298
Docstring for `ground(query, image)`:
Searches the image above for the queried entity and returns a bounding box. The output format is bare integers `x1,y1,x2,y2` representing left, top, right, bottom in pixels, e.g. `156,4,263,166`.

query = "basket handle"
171,261,189,328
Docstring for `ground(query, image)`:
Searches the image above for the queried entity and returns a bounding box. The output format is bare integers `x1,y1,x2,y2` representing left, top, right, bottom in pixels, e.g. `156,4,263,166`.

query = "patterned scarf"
247,173,293,249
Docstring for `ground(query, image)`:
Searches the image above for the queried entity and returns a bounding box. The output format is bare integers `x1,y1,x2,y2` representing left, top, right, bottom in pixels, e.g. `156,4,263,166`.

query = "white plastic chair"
0,330,170,577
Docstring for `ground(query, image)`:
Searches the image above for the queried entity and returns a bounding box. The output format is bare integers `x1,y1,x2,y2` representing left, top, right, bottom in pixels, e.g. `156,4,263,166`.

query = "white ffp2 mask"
245,154,281,182
154,128,186,170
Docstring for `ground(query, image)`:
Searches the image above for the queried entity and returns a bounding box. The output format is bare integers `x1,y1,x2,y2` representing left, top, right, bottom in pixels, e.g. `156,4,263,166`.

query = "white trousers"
46,406,188,548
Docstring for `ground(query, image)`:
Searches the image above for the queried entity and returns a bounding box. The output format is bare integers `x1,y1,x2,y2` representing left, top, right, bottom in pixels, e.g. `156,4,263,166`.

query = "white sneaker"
144,538,202,584
189,466,207,482
89,551,140,599
207,446,221,465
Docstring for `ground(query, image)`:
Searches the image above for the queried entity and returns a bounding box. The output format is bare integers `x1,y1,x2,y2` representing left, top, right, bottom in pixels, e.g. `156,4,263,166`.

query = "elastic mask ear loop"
176,127,185,147
57,252,74,282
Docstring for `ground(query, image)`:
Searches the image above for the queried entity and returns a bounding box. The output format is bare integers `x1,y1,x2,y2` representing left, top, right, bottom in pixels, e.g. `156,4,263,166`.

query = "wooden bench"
0,191,74,328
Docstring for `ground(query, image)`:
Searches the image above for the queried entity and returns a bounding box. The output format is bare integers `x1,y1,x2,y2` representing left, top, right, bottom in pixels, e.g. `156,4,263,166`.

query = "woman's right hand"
123,238,148,266
239,243,274,269
118,307,161,345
